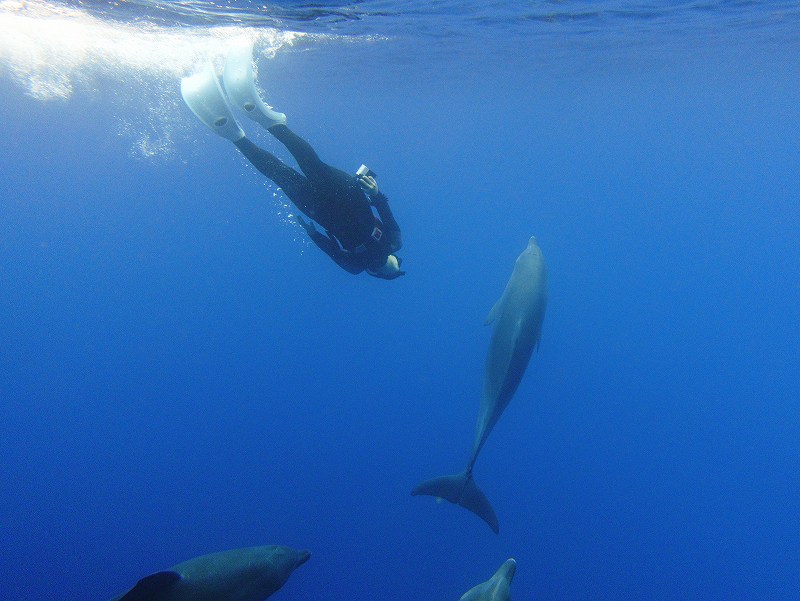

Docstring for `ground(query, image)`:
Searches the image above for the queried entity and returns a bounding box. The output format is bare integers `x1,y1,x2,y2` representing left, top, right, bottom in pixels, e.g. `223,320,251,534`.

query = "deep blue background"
1,10,799,601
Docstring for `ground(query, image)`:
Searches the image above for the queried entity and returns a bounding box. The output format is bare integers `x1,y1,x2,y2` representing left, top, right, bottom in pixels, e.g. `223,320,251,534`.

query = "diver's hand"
357,174,379,197
295,214,316,236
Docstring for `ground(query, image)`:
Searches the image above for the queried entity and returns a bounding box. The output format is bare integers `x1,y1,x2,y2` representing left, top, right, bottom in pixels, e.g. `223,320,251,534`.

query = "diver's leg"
267,124,342,184
234,137,318,216
266,125,368,235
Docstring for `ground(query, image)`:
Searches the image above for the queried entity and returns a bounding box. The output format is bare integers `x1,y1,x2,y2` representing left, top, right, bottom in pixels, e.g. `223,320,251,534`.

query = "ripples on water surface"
0,0,796,153
21,1,800,41
1,0,795,94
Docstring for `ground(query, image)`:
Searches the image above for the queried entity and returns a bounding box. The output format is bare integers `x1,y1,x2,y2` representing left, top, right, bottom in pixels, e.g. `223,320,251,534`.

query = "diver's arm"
307,231,363,274
357,175,402,252
295,215,362,274
372,192,402,252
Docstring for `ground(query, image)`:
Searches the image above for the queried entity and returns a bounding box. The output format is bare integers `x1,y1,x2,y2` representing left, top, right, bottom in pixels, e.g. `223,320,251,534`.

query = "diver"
180,40,405,280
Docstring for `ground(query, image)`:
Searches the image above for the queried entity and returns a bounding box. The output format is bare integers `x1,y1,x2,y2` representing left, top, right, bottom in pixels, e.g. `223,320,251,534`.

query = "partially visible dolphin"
412,236,547,533
108,545,310,601
460,559,517,601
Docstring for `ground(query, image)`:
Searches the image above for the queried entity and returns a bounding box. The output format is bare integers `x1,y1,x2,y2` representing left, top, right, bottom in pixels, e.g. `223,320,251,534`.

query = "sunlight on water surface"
0,0,303,101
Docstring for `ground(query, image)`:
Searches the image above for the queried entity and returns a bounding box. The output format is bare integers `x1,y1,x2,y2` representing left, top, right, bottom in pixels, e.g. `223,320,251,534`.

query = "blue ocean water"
1,1,799,599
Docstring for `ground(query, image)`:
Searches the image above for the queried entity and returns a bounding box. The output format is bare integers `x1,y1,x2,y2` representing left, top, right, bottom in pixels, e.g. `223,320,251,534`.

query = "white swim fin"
223,39,287,130
181,63,245,142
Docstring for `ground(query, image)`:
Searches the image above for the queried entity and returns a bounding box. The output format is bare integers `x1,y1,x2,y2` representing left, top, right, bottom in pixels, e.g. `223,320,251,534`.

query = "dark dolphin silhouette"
413,237,547,533
460,559,517,601
108,545,310,601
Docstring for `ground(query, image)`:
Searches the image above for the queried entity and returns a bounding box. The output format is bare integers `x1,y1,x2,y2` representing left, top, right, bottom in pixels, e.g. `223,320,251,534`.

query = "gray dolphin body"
413,237,547,533
460,559,517,601
108,545,310,601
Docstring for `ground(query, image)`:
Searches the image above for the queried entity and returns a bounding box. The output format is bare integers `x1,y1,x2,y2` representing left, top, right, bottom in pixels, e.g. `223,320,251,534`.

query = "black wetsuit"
234,125,402,275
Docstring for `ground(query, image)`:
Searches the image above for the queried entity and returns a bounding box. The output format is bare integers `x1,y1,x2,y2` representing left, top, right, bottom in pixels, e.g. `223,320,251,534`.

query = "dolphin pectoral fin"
412,471,499,534
116,571,181,601
484,294,506,325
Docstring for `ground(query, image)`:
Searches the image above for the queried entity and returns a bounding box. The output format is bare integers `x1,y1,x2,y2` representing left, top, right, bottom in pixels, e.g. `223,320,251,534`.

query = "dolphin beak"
499,558,516,580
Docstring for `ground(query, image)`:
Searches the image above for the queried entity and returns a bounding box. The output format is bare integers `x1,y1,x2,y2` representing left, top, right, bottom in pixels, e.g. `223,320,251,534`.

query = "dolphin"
412,236,547,533
108,545,310,601
460,559,517,601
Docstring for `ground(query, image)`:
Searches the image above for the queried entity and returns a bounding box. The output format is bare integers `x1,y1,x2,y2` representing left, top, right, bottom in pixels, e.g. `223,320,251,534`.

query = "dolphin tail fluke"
411,470,499,534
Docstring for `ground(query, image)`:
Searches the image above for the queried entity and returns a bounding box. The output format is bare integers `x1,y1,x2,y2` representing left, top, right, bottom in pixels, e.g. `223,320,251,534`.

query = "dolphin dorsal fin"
484,293,506,326
118,571,181,601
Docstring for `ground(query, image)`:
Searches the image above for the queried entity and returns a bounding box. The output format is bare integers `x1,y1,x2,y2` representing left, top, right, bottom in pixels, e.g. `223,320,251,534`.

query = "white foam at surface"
0,0,307,156
0,0,302,100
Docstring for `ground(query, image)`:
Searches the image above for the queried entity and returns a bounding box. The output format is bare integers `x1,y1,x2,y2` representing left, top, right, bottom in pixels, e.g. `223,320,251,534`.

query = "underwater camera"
356,164,376,179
